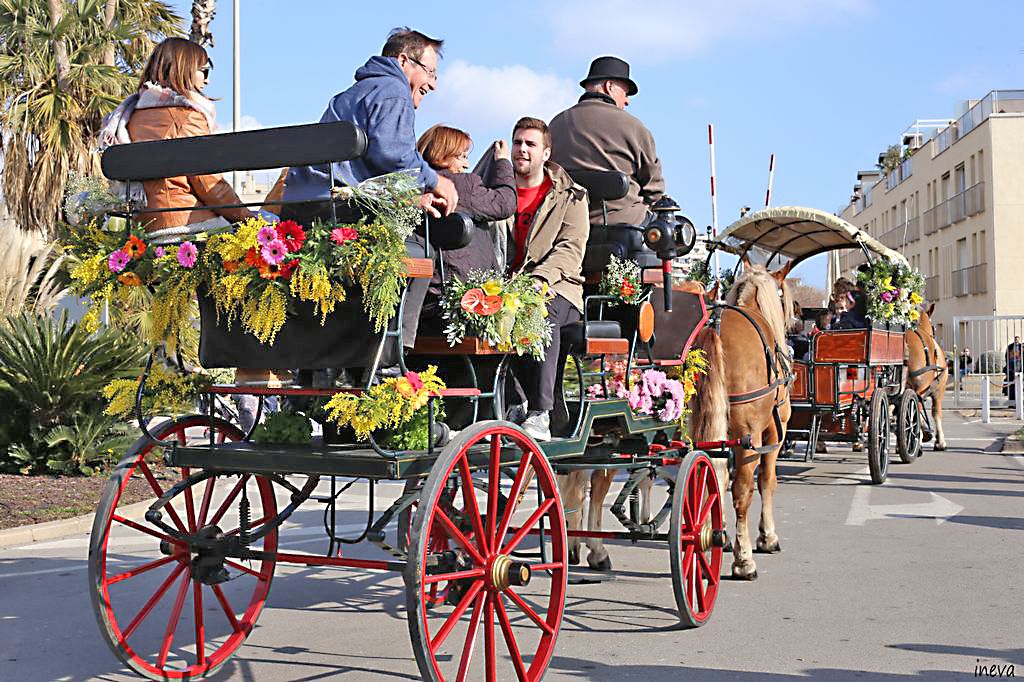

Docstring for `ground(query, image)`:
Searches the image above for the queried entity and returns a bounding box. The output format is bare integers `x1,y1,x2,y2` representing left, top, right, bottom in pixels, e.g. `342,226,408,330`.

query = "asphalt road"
1,411,1022,681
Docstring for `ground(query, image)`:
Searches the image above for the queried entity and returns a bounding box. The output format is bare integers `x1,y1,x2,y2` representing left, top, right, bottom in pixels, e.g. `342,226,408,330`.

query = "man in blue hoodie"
283,28,458,375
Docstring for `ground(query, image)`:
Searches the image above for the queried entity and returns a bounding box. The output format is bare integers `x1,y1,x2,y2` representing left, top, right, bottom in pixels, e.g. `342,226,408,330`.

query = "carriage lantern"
643,196,697,311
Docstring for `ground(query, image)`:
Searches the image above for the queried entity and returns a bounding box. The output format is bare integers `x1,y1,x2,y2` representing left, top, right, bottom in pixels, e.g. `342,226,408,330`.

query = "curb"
1000,437,1024,454
0,499,152,550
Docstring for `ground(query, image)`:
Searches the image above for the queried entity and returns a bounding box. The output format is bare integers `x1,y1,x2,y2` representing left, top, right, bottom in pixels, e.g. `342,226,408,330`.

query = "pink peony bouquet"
619,369,686,423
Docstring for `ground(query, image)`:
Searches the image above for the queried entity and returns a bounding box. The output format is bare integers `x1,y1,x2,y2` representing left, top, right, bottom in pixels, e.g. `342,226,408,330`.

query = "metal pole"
765,153,775,208
232,0,241,193
1016,372,1023,420
981,377,990,424
708,124,720,279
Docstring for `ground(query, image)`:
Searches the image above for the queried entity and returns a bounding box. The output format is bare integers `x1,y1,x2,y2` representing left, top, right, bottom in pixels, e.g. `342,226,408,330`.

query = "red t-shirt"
510,176,552,273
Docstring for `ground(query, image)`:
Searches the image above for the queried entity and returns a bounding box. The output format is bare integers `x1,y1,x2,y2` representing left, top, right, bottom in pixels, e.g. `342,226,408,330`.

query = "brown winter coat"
127,107,253,231
510,162,590,312
548,95,665,227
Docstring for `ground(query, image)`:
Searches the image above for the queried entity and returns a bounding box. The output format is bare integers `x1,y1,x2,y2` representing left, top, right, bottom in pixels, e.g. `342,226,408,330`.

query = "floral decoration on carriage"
599,254,641,305
65,172,423,349
441,270,554,360
855,258,925,328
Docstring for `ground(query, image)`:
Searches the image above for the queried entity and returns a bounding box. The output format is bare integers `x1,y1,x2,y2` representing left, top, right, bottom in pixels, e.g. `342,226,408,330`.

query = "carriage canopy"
715,206,909,268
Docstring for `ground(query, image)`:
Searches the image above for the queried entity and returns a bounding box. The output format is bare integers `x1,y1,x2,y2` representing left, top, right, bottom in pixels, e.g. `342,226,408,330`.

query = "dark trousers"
513,294,580,412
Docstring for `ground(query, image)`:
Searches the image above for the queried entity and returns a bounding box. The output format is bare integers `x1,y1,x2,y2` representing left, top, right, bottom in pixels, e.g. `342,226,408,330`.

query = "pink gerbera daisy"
256,225,279,246
108,249,130,273
177,241,198,268
261,239,287,265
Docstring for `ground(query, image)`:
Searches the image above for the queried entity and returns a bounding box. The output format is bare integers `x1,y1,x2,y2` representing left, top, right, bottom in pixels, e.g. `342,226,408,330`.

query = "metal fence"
952,315,1024,407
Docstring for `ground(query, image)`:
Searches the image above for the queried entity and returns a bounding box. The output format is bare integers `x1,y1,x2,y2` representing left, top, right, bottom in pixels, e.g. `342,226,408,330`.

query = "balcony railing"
878,216,920,249
925,275,940,301
951,263,988,297
885,157,913,192
921,182,986,236
933,90,1024,156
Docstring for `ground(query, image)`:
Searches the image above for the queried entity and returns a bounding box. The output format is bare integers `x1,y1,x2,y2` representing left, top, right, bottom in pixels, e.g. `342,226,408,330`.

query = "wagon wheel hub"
189,524,232,586
489,553,532,591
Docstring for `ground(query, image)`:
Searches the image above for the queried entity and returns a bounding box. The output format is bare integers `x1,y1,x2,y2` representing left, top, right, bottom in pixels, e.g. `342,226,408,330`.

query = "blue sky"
174,0,1023,285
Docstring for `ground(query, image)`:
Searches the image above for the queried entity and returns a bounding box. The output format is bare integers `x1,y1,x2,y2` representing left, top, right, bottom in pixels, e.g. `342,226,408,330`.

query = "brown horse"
690,261,794,580
905,305,948,450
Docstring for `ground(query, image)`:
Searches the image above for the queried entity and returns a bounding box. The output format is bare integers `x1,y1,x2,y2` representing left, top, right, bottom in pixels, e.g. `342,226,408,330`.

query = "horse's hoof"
851,442,864,452
731,565,758,581
934,443,947,451
568,547,580,565
922,432,933,443
755,538,781,553
587,555,612,571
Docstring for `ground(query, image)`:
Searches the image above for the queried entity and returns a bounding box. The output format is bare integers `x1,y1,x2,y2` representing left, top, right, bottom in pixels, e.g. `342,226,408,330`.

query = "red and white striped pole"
708,124,720,277
765,153,775,208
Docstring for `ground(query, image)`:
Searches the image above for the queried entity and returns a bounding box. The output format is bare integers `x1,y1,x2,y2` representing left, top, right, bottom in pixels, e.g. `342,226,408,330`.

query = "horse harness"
907,327,946,399
709,302,795,454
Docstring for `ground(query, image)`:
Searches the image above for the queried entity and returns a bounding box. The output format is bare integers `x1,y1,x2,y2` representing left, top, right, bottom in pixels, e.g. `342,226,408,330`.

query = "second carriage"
714,207,930,484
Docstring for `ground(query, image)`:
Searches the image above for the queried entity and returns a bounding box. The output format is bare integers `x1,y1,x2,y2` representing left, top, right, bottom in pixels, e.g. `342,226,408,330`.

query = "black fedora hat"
580,56,638,96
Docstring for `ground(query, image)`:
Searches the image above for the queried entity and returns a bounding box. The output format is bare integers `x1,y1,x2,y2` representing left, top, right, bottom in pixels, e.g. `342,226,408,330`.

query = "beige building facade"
836,90,1024,350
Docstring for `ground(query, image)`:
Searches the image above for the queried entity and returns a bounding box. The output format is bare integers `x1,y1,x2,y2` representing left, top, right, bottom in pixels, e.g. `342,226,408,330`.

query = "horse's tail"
689,326,729,443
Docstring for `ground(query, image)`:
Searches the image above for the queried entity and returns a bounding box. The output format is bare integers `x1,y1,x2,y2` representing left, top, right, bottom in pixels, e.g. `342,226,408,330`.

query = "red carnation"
279,258,299,280
276,220,306,252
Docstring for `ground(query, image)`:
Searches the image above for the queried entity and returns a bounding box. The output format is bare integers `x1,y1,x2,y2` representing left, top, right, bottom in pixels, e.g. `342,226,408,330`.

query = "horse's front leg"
585,469,615,570
731,440,759,580
558,471,587,565
756,425,783,554
932,390,947,451
639,472,653,524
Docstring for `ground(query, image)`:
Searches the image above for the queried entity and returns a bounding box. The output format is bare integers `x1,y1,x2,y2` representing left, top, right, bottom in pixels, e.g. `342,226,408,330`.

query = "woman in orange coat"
100,37,265,237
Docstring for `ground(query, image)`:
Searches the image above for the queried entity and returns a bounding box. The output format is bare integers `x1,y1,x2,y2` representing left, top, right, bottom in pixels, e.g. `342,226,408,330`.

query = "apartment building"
836,90,1024,349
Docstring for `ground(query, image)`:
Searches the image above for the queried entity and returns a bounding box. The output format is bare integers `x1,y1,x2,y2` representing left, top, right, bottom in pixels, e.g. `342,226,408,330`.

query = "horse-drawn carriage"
85,122,739,681
713,207,933,484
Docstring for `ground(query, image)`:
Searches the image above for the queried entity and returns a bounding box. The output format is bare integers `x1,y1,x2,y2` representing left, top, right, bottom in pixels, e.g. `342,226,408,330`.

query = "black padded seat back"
561,320,622,349
102,121,367,180
582,242,626,274
566,170,629,202
424,213,475,251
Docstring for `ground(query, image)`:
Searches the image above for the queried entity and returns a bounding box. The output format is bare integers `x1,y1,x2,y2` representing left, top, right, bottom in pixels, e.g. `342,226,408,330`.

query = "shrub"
0,312,146,474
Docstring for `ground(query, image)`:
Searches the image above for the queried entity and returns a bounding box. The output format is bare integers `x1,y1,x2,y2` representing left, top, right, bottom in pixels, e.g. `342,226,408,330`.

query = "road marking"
845,486,964,526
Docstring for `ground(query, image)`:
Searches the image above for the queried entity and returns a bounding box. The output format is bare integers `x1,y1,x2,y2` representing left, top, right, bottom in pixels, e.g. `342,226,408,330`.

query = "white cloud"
214,114,264,133
418,60,578,142
546,0,871,62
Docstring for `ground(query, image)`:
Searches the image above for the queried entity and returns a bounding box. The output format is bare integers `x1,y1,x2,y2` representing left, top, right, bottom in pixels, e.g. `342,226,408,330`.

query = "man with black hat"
548,56,665,226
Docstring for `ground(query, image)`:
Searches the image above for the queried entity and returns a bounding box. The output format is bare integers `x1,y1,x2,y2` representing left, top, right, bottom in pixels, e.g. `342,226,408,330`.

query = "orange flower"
620,278,636,298
478,295,503,316
395,377,416,399
244,247,262,268
222,259,240,273
117,272,142,286
123,235,146,259
258,262,281,280
460,288,485,313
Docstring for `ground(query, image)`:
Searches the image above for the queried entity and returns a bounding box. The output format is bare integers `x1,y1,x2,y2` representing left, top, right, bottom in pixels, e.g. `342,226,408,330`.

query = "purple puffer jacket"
428,158,516,303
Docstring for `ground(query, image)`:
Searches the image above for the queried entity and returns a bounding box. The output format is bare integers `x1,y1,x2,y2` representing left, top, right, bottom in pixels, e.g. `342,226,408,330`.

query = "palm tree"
188,0,215,47
0,0,182,237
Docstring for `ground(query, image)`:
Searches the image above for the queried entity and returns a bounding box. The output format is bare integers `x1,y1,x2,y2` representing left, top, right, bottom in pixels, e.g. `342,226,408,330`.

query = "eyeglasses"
407,55,437,81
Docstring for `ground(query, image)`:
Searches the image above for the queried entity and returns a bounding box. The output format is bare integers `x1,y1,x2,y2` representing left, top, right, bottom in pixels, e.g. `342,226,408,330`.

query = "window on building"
956,238,968,271
955,164,966,194
971,232,978,264
978,149,985,183
979,229,987,264
941,172,951,201
969,154,976,186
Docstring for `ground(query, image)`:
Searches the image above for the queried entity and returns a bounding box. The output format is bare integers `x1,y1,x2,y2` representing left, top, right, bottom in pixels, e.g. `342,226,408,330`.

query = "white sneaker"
521,411,551,442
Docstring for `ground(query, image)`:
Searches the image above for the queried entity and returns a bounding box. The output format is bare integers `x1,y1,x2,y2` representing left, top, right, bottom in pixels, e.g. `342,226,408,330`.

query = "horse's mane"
725,264,792,353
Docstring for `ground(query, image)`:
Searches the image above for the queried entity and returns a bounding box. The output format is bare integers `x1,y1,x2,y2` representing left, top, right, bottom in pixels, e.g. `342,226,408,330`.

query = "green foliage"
251,410,313,445
377,404,444,451
0,311,146,474
39,412,133,476
0,0,183,235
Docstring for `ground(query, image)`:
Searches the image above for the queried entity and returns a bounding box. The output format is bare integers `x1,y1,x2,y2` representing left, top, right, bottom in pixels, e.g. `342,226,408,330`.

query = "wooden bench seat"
410,336,509,355
635,358,684,367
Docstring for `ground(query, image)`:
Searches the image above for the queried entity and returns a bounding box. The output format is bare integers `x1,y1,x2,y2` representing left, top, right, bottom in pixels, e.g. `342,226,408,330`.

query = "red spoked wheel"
88,415,278,680
398,478,453,606
405,421,567,681
669,450,725,628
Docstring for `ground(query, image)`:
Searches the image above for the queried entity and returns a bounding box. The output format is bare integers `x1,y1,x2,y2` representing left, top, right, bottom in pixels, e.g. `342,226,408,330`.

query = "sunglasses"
200,61,213,79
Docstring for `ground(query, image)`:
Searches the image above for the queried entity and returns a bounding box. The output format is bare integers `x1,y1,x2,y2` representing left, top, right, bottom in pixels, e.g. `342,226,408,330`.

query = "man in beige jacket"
549,56,665,227
508,117,590,441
